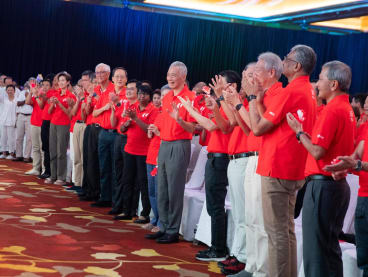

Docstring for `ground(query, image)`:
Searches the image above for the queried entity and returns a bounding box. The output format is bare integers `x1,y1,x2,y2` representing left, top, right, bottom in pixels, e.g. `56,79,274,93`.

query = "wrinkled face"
126,83,138,101
138,92,150,106
42,81,51,92
152,93,161,107
112,69,127,88
254,60,273,89
316,67,333,100
58,75,69,90
95,65,110,84
282,51,299,78
167,66,185,90
81,75,91,91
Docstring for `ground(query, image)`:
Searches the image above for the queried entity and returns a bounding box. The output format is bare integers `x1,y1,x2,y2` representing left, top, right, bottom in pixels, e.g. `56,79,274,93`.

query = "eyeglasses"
284,56,299,64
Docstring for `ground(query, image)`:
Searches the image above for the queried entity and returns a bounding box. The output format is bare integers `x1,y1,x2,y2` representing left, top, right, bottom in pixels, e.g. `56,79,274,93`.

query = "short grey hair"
323,60,352,92
290,44,317,75
244,62,256,71
258,52,283,79
169,61,187,77
160,84,170,92
95,63,111,72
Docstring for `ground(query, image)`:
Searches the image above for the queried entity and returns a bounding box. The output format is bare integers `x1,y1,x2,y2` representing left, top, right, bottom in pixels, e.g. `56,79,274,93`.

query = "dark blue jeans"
147,163,160,227
98,129,117,202
355,196,368,277
205,156,229,253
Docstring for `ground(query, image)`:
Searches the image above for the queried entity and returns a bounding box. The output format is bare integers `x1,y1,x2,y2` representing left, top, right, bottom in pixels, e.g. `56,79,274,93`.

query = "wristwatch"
355,160,363,171
217,95,224,102
246,95,257,102
296,131,305,142
235,103,243,111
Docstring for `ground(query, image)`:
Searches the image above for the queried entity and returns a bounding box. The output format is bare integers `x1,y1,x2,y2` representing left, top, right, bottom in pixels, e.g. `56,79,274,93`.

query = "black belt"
20,113,31,116
102,128,117,133
308,174,335,181
207,153,229,159
76,120,85,124
92,123,101,128
228,151,258,160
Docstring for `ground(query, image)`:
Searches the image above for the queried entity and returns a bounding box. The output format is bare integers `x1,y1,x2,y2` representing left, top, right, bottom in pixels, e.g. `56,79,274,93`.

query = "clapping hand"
223,86,241,107
126,108,137,120
286,112,302,133
177,96,192,110
168,102,180,121
209,75,227,98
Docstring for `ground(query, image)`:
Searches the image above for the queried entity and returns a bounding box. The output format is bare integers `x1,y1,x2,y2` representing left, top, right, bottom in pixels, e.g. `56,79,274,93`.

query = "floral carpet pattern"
0,160,221,277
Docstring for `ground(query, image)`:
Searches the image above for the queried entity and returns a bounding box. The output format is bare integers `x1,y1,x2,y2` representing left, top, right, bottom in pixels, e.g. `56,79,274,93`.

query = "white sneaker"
6,155,14,160
25,169,40,176
0,154,5,159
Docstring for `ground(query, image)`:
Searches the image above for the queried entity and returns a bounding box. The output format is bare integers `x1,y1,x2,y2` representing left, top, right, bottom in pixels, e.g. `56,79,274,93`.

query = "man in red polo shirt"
90,66,126,207
144,61,196,244
287,61,355,277
81,63,115,202
246,46,317,277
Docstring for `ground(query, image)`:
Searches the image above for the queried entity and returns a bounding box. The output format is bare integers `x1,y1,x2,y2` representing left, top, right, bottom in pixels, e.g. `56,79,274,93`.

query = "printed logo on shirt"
177,103,183,109
317,134,325,140
296,109,305,122
200,106,205,112
268,111,275,117
349,110,355,122
142,113,149,118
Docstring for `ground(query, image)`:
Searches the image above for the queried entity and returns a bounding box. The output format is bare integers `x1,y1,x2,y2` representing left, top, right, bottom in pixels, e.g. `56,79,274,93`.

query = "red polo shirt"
228,99,249,155
93,82,117,129
124,102,159,156
207,108,232,154
160,85,196,141
84,96,98,126
115,100,137,134
357,136,368,197
257,78,317,180
41,89,55,121
50,89,76,126
146,113,163,165
194,95,212,146
91,82,114,125
30,96,43,127
305,94,356,177
242,100,261,152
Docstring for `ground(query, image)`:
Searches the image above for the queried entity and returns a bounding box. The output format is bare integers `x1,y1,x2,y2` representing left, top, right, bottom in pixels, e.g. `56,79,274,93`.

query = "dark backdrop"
0,0,367,93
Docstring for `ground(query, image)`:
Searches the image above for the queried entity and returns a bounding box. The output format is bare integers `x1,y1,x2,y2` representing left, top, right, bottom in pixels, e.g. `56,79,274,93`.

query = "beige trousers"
72,122,86,187
261,176,304,277
30,125,43,172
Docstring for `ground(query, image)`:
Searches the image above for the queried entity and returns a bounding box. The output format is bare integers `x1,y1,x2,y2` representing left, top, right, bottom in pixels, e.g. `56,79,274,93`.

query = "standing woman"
45,73,76,185
0,85,17,159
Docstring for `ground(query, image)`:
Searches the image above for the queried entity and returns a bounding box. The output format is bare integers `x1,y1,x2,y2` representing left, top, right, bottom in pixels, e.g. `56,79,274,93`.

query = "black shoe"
217,256,237,268
133,216,150,224
108,209,122,215
79,195,99,201
114,214,132,220
13,157,24,162
38,173,51,179
195,247,227,262
66,186,80,191
90,201,112,208
156,233,179,244
145,231,165,240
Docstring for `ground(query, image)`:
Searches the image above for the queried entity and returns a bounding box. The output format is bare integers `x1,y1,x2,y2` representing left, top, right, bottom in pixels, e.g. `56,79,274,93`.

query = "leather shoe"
79,195,98,201
133,216,150,224
108,209,122,215
90,201,112,208
38,173,50,179
114,214,132,220
156,233,179,244
23,158,32,163
145,231,165,240
13,157,23,162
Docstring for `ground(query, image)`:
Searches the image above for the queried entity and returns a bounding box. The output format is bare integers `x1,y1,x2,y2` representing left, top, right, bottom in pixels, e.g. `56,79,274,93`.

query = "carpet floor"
0,160,222,277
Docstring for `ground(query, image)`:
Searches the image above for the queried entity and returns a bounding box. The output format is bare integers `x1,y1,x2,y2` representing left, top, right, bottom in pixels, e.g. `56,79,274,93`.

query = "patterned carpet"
0,160,221,277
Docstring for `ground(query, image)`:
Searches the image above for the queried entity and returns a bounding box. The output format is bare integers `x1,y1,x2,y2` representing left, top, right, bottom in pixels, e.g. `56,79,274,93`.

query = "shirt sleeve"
263,91,290,126
311,109,337,150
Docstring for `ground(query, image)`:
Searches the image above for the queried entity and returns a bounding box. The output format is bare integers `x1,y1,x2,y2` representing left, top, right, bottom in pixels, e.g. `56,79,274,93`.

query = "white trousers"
227,157,248,263
1,126,16,153
66,132,75,183
244,156,269,277
16,114,32,158
30,125,44,172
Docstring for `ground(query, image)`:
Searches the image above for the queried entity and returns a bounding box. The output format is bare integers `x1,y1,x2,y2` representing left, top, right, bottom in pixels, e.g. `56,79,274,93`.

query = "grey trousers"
303,178,350,277
49,123,70,181
157,139,191,235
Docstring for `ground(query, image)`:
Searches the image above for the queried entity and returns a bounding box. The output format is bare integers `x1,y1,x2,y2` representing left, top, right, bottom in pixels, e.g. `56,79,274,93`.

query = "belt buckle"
229,155,235,160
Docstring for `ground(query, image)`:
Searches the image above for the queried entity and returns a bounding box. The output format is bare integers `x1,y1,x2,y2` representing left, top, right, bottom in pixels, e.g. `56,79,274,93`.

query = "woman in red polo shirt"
45,72,76,185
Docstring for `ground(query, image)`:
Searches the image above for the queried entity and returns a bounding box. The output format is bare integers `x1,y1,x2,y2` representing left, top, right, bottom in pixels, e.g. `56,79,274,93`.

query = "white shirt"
15,90,33,114
0,96,17,126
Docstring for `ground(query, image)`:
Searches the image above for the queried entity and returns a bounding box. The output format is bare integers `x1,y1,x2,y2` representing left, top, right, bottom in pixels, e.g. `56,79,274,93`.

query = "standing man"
145,61,196,243
247,45,317,277
287,61,355,277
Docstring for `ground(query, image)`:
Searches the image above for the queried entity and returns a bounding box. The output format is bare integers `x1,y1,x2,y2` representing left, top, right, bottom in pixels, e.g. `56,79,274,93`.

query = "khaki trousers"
30,125,43,172
72,122,86,187
16,114,32,158
261,176,304,277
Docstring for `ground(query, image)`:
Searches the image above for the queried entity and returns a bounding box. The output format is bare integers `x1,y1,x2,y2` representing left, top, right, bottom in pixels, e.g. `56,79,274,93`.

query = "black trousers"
81,125,91,193
40,120,50,175
303,178,350,277
121,151,150,217
86,124,101,198
205,156,229,253
355,196,368,277
112,134,127,207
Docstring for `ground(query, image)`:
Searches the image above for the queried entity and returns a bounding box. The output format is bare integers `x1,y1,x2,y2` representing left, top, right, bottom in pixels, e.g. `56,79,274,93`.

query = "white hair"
169,61,187,77
95,63,111,72
258,52,283,80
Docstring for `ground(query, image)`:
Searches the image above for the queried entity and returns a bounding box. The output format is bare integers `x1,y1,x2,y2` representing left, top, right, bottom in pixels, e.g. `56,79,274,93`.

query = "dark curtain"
0,0,367,93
